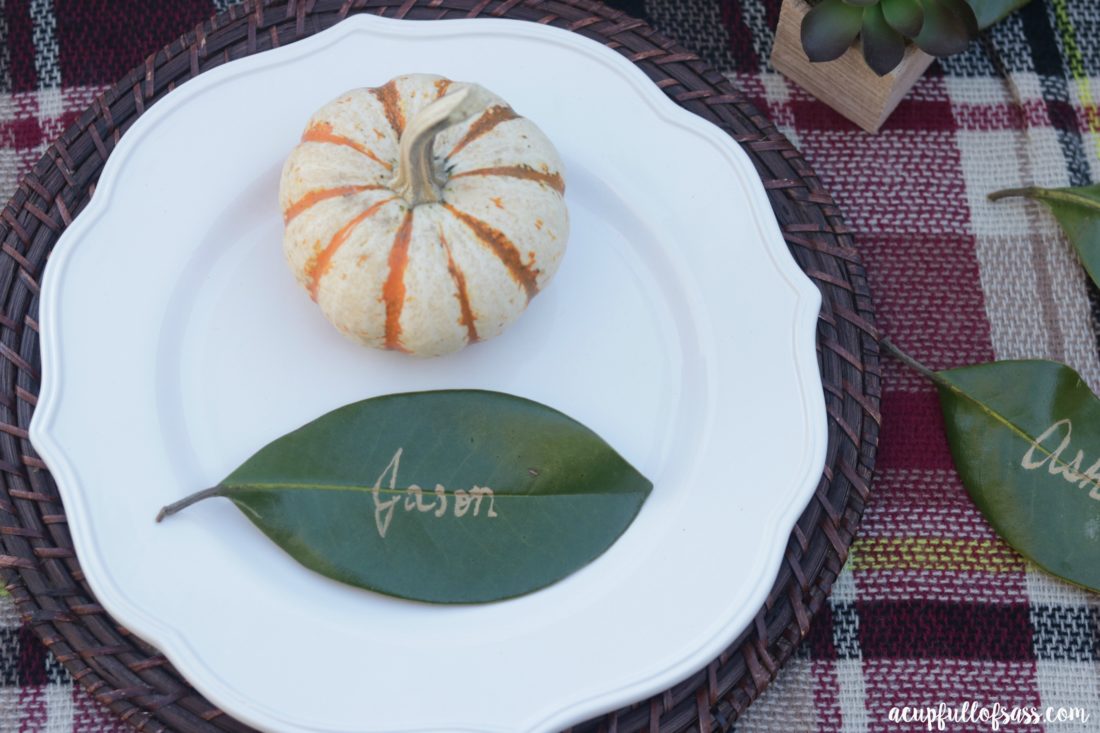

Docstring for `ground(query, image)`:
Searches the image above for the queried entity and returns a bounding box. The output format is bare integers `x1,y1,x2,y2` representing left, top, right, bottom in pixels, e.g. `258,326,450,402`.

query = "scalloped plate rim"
29,14,826,733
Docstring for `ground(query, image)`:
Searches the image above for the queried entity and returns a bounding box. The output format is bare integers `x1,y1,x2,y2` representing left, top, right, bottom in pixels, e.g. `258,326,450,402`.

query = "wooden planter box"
771,0,935,132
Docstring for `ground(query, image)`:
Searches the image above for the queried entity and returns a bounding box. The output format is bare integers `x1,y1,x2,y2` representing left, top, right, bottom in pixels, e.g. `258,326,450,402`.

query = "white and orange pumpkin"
279,73,568,357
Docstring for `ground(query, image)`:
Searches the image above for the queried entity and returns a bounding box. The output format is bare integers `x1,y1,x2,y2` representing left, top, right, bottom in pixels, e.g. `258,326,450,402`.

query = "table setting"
0,1,1095,731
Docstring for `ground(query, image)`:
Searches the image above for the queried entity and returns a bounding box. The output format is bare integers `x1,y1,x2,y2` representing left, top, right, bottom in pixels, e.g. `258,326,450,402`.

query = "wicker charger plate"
0,1,880,731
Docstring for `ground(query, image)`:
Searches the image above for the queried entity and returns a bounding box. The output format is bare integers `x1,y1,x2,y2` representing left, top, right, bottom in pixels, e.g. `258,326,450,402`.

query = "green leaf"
989,185,1100,291
943,0,981,36
157,391,652,604
882,0,925,38
914,0,978,56
965,0,1034,29
862,3,908,75
802,0,865,62
887,342,1100,592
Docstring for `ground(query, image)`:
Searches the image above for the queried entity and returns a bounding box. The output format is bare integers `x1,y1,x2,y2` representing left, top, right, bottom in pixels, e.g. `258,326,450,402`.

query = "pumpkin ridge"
370,81,406,138
307,197,399,301
281,75,568,358
438,229,479,344
447,105,520,159
382,210,416,352
443,203,539,302
450,165,565,195
284,185,385,223
301,122,393,172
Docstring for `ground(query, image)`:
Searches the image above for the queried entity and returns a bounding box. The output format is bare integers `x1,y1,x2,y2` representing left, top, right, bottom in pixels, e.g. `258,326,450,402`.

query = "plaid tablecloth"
2,0,1098,731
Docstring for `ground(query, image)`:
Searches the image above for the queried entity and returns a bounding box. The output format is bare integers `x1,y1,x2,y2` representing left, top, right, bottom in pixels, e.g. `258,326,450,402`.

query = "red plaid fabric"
2,1,1098,731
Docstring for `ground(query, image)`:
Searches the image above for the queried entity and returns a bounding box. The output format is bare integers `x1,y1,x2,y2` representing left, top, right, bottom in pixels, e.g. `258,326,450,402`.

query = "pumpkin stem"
391,84,494,206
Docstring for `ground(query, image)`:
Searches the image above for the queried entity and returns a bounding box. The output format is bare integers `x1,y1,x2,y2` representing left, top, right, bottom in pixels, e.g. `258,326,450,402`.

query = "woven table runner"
0,0,1097,731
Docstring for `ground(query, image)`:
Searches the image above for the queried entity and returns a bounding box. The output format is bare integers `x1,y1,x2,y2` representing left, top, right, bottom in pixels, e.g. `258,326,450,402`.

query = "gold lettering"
372,448,403,539
433,484,448,517
1021,419,1100,502
413,485,437,513
1051,451,1084,483
368,448,501,537
1081,459,1100,501
1021,419,1072,470
454,489,472,517
1079,459,1100,490
470,486,498,517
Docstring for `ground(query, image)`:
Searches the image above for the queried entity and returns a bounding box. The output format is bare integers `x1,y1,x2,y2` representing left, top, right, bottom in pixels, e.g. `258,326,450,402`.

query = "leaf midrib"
222,481,650,498
1031,187,1100,213
928,370,1100,490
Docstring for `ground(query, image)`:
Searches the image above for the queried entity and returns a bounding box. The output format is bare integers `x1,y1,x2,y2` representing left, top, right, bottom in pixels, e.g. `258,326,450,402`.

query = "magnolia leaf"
887,342,1100,592
915,0,978,56
862,3,908,75
157,390,652,604
802,0,865,62
882,0,925,38
966,0,1034,29
989,185,1100,291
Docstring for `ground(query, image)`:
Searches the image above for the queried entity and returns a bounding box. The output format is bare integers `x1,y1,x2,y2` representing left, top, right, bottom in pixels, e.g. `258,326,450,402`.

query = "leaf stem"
989,185,1100,212
987,186,1040,202
156,486,226,522
885,340,1095,482
880,337,950,388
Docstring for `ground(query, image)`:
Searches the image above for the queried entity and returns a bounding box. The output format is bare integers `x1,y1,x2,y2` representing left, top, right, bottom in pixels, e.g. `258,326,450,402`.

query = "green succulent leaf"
886,342,1100,593
966,0,1034,29
862,3,908,75
915,0,979,56
948,0,982,36
843,0,881,7
802,0,865,62
882,0,925,38
989,184,1100,291
156,390,653,604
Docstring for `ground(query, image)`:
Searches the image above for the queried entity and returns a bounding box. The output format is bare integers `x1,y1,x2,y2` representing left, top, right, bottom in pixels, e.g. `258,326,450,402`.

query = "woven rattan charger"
0,1,881,730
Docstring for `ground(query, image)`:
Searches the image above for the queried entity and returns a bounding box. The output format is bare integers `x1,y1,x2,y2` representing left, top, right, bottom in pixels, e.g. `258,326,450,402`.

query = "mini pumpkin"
279,73,568,357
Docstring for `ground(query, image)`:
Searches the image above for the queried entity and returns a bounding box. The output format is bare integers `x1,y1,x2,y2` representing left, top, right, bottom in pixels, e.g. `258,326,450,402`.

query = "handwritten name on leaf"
920,357,1100,593
157,390,652,604
1021,419,1100,500
370,448,498,539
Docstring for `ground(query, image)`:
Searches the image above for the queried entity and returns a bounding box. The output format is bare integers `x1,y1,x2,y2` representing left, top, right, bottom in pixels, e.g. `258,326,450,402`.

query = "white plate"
30,14,825,733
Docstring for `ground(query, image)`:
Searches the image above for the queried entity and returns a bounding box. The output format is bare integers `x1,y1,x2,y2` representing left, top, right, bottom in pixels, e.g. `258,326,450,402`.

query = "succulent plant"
801,0,979,76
